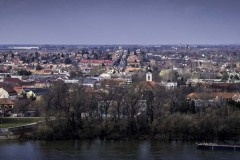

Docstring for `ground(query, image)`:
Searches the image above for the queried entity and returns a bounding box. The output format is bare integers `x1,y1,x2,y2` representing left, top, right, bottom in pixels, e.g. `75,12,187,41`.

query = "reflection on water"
0,140,239,160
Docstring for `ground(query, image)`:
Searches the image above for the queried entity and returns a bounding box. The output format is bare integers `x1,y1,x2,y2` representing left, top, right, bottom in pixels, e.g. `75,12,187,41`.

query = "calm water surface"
0,140,239,160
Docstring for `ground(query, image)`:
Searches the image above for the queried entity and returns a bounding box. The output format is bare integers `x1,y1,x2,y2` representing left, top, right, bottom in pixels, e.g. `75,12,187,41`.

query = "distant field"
0,117,43,128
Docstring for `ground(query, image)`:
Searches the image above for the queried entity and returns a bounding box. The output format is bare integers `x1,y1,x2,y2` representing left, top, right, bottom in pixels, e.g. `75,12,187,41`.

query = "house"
23,88,49,96
11,75,23,81
100,79,124,88
136,65,157,91
64,79,79,84
160,81,178,89
99,73,111,80
21,81,36,88
0,87,18,100
206,83,240,92
79,59,112,67
23,88,49,100
187,92,239,109
13,86,24,95
83,78,98,88
127,55,141,67
0,98,14,108
43,69,53,74
0,98,14,117
125,67,142,73
187,92,238,101
4,77,22,85
232,93,240,102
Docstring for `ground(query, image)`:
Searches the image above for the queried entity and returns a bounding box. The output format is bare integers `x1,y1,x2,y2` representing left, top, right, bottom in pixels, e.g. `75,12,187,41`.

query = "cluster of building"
0,44,240,116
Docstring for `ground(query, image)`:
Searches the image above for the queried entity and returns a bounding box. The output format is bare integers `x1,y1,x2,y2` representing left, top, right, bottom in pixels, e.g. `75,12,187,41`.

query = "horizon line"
1,43,240,46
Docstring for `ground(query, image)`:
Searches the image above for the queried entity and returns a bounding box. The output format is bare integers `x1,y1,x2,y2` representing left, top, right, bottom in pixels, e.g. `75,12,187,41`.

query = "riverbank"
0,117,42,140
1,114,240,143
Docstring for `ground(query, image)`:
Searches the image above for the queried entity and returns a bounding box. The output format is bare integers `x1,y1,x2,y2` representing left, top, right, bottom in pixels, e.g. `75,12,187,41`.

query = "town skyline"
1,0,240,158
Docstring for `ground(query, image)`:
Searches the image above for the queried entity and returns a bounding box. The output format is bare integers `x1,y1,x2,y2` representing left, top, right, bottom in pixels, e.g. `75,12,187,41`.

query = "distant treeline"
34,82,240,142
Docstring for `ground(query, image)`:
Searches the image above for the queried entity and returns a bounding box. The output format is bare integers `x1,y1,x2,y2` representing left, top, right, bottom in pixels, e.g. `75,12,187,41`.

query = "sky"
0,0,240,45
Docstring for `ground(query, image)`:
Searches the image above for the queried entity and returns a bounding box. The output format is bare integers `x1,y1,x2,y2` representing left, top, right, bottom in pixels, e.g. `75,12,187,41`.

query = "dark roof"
4,77,22,84
206,83,240,91
30,74,68,79
83,78,97,85
23,88,49,96
1,86,17,95
0,80,34,88
21,81,36,86
0,82,13,88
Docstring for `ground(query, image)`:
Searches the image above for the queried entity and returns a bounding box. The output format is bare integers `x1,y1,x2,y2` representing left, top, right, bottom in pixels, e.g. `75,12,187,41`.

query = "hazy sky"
0,0,240,45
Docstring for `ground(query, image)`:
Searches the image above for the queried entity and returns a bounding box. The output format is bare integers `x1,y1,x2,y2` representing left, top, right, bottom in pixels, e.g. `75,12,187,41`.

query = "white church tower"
146,65,152,81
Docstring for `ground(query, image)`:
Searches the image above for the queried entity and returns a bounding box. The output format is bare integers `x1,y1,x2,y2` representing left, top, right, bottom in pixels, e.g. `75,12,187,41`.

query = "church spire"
146,64,152,73
146,64,152,81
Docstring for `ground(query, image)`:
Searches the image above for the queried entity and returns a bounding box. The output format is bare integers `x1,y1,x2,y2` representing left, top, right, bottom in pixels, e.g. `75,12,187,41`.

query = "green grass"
0,123,34,128
0,117,43,128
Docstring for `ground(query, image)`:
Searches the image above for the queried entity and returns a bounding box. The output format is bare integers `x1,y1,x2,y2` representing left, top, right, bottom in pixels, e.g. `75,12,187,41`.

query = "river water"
0,140,239,160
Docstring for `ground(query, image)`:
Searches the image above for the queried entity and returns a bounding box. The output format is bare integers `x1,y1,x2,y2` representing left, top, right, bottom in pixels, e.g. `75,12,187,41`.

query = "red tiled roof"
14,86,23,94
43,69,53,73
0,98,14,105
206,83,240,91
187,92,238,99
80,59,112,63
138,81,157,90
